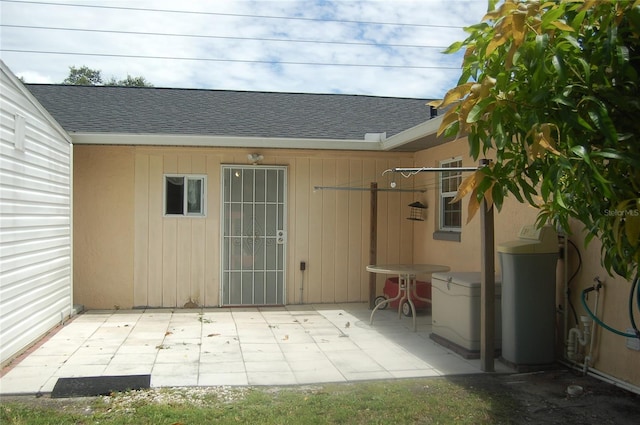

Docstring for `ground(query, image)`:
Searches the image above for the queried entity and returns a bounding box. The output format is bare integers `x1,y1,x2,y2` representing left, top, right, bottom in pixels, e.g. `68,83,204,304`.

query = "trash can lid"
497,225,558,254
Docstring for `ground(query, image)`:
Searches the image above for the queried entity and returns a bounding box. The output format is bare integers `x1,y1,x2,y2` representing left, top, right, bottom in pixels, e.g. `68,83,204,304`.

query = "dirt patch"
448,367,640,425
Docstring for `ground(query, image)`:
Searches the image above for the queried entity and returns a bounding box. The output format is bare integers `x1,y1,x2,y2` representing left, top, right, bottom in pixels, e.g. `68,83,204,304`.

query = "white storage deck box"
431,272,502,355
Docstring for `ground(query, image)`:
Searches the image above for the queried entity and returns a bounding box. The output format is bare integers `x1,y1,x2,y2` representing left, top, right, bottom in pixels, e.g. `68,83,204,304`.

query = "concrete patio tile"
199,351,244,364
30,342,79,357
370,353,432,372
341,370,394,381
0,304,509,395
103,363,154,376
40,376,59,393
151,374,198,387
109,353,158,364
314,338,360,351
199,372,248,386
272,331,315,344
244,361,292,373
422,354,480,375
323,350,384,373
236,334,279,344
55,364,108,377
390,369,441,379
242,350,285,362
13,354,69,368
0,372,52,394
248,371,297,385
117,343,162,354
64,354,113,366
281,349,327,364
279,343,323,354
199,361,246,374
152,361,198,380
287,358,336,373
72,345,120,357
240,343,282,353
155,347,200,363
2,364,60,380
294,369,346,384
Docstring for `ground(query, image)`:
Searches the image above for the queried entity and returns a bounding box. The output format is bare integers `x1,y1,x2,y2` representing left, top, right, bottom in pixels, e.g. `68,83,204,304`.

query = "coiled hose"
580,274,639,339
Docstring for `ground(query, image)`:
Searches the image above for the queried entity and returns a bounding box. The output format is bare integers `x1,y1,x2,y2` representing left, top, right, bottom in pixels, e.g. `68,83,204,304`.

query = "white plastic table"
367,264,450,331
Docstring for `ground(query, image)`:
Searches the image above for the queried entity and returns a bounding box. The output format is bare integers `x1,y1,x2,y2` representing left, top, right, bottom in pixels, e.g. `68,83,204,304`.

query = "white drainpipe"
567,315,591,362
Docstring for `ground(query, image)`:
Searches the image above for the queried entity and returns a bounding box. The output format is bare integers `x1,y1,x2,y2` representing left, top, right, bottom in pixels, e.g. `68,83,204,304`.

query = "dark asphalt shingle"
26,84,433,141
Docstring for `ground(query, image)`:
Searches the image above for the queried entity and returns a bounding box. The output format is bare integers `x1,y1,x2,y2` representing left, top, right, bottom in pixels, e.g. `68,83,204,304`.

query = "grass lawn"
0,377,518,424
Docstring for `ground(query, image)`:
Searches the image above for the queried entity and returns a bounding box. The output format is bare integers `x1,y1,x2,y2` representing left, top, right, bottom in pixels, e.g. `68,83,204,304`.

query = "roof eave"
69,132,385,151
380,115,442,151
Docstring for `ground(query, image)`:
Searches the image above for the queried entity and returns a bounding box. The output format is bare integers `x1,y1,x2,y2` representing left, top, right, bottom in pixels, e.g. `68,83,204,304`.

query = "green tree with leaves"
433,0,639,280
62,65,103,85
431,0,639,336
106,74,153,87
62,65,152,87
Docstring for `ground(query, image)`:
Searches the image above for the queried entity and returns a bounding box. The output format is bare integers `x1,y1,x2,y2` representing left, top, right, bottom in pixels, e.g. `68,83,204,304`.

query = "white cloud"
0,0,488,98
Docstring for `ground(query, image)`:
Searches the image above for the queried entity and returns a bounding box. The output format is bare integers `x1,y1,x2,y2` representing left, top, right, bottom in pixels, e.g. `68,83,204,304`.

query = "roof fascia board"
381,115,443,151
70,132,384,151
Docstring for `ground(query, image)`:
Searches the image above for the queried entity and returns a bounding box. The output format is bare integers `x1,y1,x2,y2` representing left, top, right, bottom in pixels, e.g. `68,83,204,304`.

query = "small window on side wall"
164,175,206,216
439,158,462,231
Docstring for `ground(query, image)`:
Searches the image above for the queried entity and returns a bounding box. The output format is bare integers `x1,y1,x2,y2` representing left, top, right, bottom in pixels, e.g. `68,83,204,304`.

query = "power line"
0,49,462,70
0,24,450,50
0,0,465,29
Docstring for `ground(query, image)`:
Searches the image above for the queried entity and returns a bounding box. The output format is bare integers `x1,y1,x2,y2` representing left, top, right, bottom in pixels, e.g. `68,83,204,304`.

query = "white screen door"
221,166,287,305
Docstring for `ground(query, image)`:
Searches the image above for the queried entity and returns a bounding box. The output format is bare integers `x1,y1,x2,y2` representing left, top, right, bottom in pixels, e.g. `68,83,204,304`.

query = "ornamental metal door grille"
221,166,286,305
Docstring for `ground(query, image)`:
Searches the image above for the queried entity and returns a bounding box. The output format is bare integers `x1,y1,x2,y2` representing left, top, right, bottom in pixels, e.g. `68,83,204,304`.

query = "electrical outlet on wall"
626,329,640,351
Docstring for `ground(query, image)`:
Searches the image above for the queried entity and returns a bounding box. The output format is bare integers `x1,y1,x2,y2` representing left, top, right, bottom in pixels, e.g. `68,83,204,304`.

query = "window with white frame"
439,158,462,231
164,175,206,216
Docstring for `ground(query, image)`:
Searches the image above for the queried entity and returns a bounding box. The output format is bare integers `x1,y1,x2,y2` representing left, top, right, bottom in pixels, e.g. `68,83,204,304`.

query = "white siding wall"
0,62,72,365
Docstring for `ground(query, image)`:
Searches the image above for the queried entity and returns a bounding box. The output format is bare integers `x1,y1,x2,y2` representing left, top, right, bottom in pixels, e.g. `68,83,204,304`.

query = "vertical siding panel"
162,155,178,306
347,159,363,302
162,220,178,307
176,155,192,306
334,158,349,302
191,154,206,306
386,161,402,265
293,158,310,304
321,159,336,302
133,153,149,307
307,158,323,303
375,160,390,268
176,220,191,306
147,154,163,306
361,160,378,299
399,157,417,263
204,154,220,306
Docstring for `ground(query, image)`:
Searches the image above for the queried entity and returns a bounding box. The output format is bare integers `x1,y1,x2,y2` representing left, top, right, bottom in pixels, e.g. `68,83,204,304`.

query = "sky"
0,0,489,99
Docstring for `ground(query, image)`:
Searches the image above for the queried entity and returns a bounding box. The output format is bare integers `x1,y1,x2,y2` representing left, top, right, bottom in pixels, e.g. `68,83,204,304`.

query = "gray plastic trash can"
498,225,558,368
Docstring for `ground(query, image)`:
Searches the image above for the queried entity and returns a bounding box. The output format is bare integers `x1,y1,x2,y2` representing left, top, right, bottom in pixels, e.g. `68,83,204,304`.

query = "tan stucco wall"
565,221,640,388
412,137,539,271
74,145,135,309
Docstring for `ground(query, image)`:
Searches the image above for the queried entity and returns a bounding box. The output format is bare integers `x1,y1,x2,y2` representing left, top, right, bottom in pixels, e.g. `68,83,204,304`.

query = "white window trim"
439,157,462,232
163,174,207,217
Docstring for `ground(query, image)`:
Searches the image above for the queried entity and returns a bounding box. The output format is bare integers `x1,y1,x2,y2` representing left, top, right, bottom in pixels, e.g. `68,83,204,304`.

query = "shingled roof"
26,84,434,141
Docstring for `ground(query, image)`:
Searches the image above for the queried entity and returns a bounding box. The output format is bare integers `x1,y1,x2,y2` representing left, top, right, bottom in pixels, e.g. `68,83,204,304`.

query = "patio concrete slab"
0,303,513,395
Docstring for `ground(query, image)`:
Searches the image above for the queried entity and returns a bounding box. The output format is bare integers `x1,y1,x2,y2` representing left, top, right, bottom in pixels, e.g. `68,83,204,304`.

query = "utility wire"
0,24,450,50
0,0,466,29
0,49,462,70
